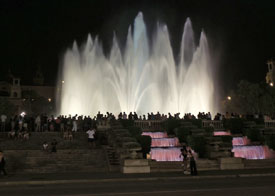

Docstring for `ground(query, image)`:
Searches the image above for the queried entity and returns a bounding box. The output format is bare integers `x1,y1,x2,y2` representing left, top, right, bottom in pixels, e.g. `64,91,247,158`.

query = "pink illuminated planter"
142,131,183,161
232,136,250,146
151,138,180,147
213,131,231,136
142,132,168,138
150,147,183,161
232,136,275,159
232,145,275,159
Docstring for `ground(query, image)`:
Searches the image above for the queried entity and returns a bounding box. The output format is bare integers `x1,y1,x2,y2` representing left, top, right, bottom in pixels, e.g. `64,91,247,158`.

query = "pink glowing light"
213,131,231,136
151,138,180,147
232,145,275,159
232,136,250,146
150,147,183,161
142,132,168,138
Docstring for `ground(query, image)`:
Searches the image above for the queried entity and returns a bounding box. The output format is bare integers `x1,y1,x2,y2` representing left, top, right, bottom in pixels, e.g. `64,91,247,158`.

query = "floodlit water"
232,136,275,159
143,131,183,161
151,147,183,161
59,12,215,116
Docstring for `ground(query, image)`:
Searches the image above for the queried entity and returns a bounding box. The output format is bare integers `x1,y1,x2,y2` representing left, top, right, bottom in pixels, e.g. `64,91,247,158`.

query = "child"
68,131,73,141
42,141,49,152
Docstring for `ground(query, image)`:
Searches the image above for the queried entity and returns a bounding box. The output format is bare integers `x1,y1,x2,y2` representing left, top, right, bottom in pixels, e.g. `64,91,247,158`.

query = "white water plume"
58,12,216,116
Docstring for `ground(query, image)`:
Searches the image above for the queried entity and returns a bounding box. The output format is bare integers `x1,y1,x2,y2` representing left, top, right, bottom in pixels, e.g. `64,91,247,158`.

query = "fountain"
58,12,215,116
142,131,182,161
232,136,275,159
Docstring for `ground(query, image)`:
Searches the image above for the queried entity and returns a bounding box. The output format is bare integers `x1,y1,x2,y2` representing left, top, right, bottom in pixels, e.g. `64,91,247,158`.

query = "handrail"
202,120,223,129
134,120,164,130
264,120,275,128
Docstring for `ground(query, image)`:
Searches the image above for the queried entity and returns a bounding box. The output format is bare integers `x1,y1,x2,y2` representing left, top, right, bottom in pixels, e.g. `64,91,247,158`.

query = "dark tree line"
224,80,275,116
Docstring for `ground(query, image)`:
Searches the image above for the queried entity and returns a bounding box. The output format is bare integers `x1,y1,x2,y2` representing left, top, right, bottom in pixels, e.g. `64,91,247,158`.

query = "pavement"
1,168,275,187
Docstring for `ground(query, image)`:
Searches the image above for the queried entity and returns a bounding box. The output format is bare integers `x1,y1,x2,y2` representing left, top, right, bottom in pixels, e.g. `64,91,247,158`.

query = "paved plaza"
1,169,275,196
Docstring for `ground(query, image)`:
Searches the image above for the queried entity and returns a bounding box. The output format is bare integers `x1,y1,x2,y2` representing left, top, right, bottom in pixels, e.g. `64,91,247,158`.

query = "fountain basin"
150,147,183,161
142,132,168,138
151,138,180,147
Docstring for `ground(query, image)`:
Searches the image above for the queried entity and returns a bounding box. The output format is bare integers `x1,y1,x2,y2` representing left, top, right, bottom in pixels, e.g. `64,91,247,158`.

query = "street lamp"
227,96,231,101
270,82,273,87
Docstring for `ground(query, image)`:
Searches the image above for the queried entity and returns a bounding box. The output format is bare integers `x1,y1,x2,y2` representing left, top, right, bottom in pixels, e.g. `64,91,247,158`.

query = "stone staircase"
244,159,275,169
105,146,120,172
0,132,89,150
150,159,219,172
0,131,110,174
5,149,108,174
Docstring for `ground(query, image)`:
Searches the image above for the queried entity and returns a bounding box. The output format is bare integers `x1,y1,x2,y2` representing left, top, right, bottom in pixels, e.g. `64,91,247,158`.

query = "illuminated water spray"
59,12,215,116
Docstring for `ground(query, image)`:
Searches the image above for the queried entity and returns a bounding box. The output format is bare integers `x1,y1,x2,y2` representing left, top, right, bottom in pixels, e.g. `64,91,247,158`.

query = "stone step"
150,168,182,172
105,146,120,169
150,159,219,172
261,128,275,135
244,159,275,168
243,121,257,128
209,151,232,159
21,166,107,174
5,148,108,174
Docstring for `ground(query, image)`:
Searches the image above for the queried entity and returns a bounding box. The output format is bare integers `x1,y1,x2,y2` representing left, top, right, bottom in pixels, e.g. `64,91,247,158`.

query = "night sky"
1,0,275,95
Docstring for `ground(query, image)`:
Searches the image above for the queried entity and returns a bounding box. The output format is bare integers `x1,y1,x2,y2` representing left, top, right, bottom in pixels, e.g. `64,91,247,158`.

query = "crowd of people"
0,113,98,133
0,111,267,134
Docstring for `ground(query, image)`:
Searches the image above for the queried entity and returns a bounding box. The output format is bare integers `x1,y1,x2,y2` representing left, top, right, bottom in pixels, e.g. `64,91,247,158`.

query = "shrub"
175,127,192,143
187,119,202,128
119,119,134,128
223,118,244,134
136,135,152,158
221,135,233,143
265,135,275,150
251,118,264,125
204,127,214,136
245,128,263,142
127,126,142,138
187,136,207,158
164,119,181,135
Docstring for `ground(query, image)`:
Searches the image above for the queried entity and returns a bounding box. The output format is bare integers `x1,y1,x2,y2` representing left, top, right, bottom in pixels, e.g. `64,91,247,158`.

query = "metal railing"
264,120,275,128
202,120,223,129
134,120,164,130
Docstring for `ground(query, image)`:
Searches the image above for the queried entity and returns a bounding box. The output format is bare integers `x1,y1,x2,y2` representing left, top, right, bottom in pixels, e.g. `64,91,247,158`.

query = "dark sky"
1,0,275,94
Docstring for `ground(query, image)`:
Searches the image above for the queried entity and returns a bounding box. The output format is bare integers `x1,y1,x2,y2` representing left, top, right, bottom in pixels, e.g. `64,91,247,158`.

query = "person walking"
180,146,189,174
1,114,7,132
72,117,78,132
0,150,7,176
188,150,198,175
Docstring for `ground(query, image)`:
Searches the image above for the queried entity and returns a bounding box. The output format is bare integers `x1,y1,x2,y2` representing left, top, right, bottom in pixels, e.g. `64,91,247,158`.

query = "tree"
224,80,275,115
